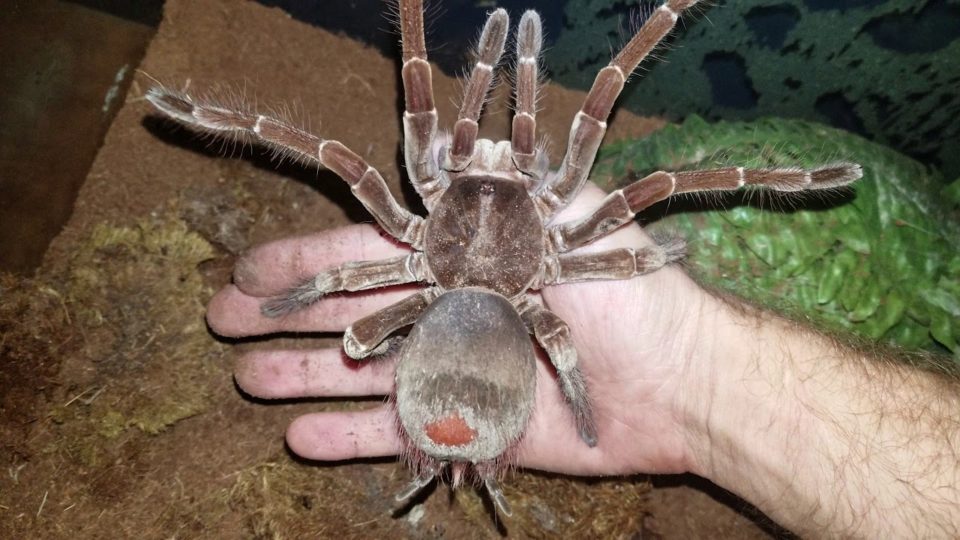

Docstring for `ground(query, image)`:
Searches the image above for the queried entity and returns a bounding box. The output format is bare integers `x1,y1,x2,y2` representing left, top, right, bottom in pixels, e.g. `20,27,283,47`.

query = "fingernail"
233,252,258,289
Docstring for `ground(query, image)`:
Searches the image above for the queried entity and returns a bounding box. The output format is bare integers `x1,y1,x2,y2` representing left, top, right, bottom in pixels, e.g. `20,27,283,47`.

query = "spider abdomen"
424,177,544,298
395,287,536,462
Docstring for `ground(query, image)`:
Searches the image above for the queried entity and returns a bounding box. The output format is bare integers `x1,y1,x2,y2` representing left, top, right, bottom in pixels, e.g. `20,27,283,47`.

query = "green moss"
553,0,960,178
98,410,127,439
50,219,218,463
594,115,960,358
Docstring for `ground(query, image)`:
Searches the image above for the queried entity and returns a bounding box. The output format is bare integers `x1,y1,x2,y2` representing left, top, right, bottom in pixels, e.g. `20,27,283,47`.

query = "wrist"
672,288,739,479
671,286,960,537
675,291,814,490
675,290,844,531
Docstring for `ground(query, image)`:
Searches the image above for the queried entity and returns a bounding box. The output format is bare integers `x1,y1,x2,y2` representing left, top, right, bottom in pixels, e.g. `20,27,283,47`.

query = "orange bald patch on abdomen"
424,412,477,446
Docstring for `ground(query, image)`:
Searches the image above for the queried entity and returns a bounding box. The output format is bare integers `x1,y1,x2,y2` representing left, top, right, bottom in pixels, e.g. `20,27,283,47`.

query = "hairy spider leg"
536,241,688,288
444,9,509,172
516,298,598,446
395,462,512,518
483,474,513,517
399,0,446,209
510,11,547,182
145,85,437,317
261,252,429,318
533,162,861,286
394,460,440,504
145,88,426,249
534,0,703,218
342,288,440,359
548,164,863,255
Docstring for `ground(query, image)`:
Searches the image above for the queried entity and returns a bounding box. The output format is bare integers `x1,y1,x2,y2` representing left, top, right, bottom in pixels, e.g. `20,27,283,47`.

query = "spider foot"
650,232,687,265
260,272,336,318
395,464,439,503
558,367,598,447
145,87,195,124
343,329,404,360
371,336,405,358
571,400,598,447
578,420,599,448
483,475,513,518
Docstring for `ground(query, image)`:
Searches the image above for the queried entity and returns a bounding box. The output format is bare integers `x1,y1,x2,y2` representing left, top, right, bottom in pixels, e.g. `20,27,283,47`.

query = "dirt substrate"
1,0,774,537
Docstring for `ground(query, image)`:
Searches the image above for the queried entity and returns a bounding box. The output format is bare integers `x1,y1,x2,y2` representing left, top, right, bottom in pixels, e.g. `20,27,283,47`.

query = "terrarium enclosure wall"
1,0,958,538
4,0,959,277
273,0,960,179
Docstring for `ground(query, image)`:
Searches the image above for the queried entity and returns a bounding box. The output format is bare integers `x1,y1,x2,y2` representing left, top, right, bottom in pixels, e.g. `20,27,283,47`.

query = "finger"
286,406,402,461
207,284,420,337
234,224,412,297
235,348,396,399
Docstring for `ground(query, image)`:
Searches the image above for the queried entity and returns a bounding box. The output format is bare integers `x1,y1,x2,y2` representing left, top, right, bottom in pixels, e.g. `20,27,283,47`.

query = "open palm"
206,184,708,477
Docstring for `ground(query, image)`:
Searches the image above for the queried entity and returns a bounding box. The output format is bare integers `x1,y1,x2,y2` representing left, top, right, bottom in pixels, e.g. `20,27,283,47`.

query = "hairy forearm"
684,294,960,537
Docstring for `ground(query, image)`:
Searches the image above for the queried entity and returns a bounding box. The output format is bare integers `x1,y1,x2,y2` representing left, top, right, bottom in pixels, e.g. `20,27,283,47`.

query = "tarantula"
147,0,860,517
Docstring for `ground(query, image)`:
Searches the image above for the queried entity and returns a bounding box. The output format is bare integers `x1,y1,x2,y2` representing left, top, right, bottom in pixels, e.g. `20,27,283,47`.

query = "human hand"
206,183,716,477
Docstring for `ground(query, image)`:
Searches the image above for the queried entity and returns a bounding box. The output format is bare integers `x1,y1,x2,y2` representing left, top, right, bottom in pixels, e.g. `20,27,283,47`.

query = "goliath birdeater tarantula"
147,0,861,516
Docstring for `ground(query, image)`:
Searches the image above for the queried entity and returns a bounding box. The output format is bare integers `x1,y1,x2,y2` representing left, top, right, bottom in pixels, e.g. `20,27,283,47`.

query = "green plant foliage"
48,219,218,467
593,115,960,358
552,0,960,178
